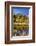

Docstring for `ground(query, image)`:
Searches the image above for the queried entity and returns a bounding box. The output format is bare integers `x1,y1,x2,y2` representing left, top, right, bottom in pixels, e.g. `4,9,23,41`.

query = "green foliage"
13,14,29,32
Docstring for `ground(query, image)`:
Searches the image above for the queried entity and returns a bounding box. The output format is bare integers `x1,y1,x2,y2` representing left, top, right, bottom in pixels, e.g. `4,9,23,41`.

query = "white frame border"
10,5,32,40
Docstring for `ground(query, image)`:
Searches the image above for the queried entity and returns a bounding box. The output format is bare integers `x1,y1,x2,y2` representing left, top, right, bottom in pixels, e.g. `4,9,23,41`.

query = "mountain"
16,13,23,16
13,13,28,17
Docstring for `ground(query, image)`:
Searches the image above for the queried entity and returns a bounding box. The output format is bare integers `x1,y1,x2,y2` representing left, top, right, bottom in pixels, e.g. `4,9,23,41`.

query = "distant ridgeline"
13,13,29,16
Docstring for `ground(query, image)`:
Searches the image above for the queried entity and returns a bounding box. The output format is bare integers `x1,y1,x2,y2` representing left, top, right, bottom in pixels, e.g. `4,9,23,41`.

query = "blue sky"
11,7,30,16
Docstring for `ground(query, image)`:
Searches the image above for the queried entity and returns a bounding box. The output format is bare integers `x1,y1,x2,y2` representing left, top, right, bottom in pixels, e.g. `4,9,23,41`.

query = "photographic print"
11,7,29,36
5,2,35,44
